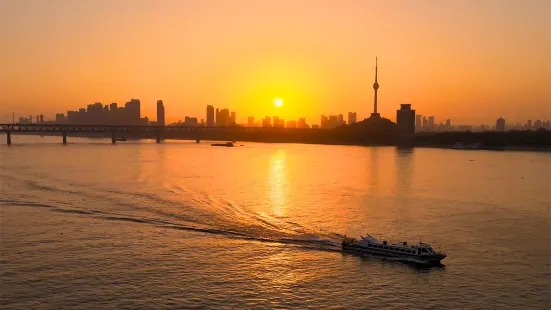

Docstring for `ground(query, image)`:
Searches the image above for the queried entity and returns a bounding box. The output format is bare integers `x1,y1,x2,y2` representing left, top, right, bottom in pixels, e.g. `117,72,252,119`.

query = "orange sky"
1,0,550,125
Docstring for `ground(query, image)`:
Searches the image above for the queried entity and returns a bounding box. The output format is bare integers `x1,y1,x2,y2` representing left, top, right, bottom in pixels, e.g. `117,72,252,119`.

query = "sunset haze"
1,0,550,125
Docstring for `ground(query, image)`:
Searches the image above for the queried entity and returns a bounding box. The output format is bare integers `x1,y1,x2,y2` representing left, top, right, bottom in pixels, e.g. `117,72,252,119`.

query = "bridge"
0,123,314,145
0,123,219,145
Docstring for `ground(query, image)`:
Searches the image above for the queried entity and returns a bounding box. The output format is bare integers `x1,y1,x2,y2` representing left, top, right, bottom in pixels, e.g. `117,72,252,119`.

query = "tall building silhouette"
262,116,271,128
348,112,357,124
125,99,141,125
396,104,416,136
338,114,344,126
206,105,214,127
428,116,435,131
415,115,423,132
156,100,165,126
371,57,380,118
216,108,230,126
496,117,506,132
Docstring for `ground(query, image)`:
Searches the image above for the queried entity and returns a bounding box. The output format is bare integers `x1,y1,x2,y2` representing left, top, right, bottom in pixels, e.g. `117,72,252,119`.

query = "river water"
1,135,550,309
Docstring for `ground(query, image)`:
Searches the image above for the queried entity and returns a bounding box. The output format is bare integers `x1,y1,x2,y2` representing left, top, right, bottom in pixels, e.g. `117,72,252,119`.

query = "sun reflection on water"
269,150,287,217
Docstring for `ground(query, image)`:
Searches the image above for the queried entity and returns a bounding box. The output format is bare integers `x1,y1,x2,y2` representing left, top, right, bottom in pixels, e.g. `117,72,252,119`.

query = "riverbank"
3,132,551,152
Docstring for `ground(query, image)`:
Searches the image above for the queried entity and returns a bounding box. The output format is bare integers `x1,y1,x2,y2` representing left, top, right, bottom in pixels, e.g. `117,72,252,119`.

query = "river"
1,135,549,309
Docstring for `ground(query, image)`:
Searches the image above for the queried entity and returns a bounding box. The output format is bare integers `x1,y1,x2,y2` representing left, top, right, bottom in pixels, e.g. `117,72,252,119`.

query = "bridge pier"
156,132,161,143
62,131,67,144
6,131,11,145
111,131,116,144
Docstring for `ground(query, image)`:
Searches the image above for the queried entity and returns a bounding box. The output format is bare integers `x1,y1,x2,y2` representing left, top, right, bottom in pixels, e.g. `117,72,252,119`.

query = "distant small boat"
115,138,127,142
211,142,235,147
451,142,481,150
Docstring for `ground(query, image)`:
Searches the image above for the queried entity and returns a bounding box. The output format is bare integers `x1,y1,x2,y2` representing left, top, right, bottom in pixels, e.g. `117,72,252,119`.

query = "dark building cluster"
52,99,151,126
245,116,310,128
204,105,236,127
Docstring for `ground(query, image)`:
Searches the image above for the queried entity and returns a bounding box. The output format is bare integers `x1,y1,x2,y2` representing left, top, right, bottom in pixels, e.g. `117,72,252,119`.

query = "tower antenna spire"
371,57,380,117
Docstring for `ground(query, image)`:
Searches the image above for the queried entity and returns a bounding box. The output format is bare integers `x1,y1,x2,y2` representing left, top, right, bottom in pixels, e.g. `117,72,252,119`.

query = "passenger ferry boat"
342,234,446,265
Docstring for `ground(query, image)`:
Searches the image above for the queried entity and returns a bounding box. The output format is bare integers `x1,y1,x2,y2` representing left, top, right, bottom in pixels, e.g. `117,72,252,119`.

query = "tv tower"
371,57,380,118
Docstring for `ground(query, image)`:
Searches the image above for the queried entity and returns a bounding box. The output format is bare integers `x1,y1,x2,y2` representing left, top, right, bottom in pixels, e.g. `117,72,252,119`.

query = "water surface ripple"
1,136,550,309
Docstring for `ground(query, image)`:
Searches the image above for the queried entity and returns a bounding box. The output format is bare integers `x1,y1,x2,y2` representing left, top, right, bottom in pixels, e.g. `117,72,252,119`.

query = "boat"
451,142,481,150
211,142,235,147
115,138,127,142
342,234,446,265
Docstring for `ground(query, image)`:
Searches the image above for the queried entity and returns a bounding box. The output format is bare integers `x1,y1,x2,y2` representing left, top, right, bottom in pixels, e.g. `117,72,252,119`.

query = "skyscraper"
371,57,380,118
297,118,308,128
206,105,215,127
348,112,357,125
230,111,236,125
157,100,165,126
415,115,423,132
217,108,230,126
125,99,141,125
321,115,328,128
428,116,435,131
496,117,506,132
262,116,271,128
247,117,255,127
337,114,344,126
286,120,297,128
396,104,416,136
422,116,428,130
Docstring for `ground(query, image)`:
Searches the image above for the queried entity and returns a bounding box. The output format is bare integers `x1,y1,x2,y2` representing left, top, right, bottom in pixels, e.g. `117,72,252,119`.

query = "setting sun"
274,98,283,108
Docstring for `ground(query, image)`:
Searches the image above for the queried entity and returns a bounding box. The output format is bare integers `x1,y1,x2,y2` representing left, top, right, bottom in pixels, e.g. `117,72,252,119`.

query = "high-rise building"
445,119,451,130
262,116,271,128
125,99,141,125
247,117,255,127
206,105,215,127
297,118,308,129
422,116,428,130
337,114,344,126
415,115,423,132
230,112,236,125
55,113,66,124
348,112,357,125
496,117,506,132
321,115,328,128
109,103,118,125
216,109,230,126
396,104,416,136
273,116,284,128
157,100,165,126
428,116,435,131
328,115,338,128
184,116,199,126
286,120,297,128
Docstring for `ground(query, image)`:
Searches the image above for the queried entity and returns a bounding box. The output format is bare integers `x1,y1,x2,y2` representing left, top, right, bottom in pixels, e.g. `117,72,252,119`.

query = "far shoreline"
2,132,550,153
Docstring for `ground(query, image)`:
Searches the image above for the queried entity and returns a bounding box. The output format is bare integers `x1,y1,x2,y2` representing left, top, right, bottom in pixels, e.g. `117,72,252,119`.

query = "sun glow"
274,98,283,107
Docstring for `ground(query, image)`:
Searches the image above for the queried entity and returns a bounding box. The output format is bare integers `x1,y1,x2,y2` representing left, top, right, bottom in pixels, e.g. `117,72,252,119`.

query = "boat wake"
0,198,342,252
